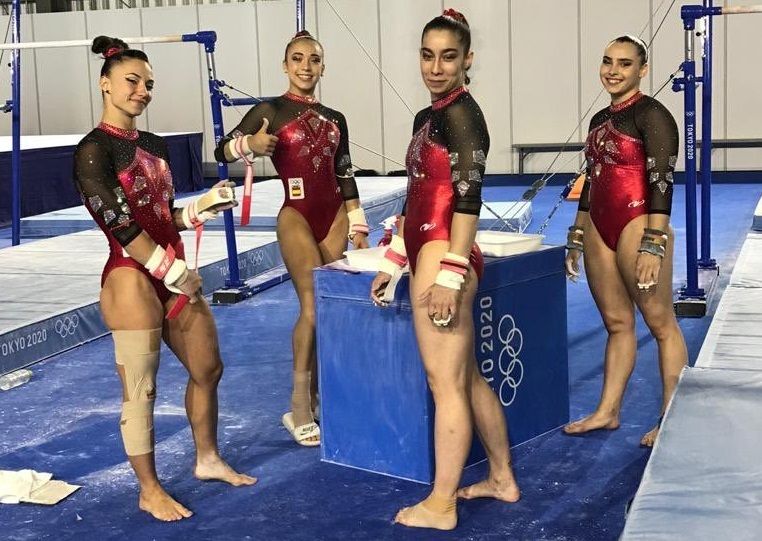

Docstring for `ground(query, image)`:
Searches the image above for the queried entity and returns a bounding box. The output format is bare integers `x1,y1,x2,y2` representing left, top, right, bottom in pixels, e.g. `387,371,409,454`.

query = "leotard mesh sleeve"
442,97,490,216
74,138,142,246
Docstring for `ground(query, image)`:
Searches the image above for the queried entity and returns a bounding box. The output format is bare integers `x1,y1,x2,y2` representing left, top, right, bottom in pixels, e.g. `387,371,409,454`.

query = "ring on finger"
432,314,453,327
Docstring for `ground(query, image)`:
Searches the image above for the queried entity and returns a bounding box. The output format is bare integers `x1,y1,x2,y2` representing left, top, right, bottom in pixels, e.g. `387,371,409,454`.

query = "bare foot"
194,454,257,486
457,475,520,502
564,411,620,435
393,495,457,531
640,425,659,447
139,486,193,522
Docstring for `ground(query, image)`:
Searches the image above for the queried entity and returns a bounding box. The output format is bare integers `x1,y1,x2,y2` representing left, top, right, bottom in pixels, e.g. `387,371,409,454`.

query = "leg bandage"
292,370,313,420
113,328,162,456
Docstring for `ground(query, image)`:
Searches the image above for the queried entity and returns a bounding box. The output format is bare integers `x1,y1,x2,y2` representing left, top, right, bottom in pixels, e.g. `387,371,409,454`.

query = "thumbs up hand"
246,117,279,157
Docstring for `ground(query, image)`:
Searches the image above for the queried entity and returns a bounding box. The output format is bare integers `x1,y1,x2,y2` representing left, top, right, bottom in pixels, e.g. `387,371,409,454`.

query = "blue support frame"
672,2,722,311
699,1,717,269
10,0,21,246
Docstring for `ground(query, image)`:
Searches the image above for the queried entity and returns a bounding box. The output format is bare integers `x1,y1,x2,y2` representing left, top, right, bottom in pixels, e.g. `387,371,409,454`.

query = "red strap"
384,248,408,267
166,294,189,320
164,227,202,321
236,137,254,226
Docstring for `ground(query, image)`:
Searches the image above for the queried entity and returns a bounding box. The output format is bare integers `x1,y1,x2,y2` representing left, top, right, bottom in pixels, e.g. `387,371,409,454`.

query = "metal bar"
296,0,305,32
699,2,716,268
10,0,21,246
0,35,186,50
721,5,762,14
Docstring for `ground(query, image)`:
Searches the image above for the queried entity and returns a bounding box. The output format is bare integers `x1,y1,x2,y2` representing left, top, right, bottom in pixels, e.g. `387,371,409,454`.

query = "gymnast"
564,35,687,447
370,10,520,531
74,36,255,522
214,30,368,446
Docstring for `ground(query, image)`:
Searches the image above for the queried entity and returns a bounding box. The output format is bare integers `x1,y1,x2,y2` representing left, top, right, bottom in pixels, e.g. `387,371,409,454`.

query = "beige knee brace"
113,328,162,456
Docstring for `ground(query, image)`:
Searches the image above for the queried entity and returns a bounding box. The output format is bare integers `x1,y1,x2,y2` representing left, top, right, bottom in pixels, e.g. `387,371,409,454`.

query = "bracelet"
638,241,666,258
566,226,584,251
643,227,668,239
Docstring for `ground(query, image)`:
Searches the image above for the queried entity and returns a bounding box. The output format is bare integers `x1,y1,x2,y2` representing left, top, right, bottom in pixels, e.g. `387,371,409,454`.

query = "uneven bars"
0,35,186,51
722,5,762,14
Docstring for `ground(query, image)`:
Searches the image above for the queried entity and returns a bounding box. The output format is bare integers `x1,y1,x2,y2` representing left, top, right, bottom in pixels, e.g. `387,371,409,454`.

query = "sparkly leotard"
215,93,358,243
578,92,679,250
403,86,488,277
74,123,183,303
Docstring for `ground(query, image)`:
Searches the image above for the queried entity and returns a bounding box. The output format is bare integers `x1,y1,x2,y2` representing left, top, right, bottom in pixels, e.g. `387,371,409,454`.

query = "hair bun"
290,30,315,43
442,8,468,26
91,35,128,57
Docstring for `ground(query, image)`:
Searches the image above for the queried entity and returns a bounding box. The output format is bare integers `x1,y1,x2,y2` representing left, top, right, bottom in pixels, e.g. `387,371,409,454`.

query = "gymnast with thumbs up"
215,30,369,447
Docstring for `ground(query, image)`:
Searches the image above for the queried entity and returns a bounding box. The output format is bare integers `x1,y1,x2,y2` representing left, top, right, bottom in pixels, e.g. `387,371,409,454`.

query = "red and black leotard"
578,92,679,250
73,122,184,304
215,93,359,243
403,86,488,278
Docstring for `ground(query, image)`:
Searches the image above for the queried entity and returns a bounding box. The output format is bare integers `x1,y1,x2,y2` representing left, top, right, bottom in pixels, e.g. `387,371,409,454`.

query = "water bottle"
0,369,33,391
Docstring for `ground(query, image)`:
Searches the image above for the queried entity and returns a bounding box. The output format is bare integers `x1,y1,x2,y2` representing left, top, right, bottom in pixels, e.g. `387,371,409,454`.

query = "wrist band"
227,135,254,160
566,226,584,251
145,244,188,286
638,241,666,258
347,207,369,240
378,235,408,275
435,252,469,290
644,227,668,238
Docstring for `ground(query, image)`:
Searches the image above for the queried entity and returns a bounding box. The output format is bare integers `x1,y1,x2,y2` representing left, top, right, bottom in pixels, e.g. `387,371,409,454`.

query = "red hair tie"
442,8,467,25
104,47,122,59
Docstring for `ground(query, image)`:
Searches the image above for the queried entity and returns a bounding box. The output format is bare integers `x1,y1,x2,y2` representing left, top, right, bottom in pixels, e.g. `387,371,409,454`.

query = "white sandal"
282,412,321,446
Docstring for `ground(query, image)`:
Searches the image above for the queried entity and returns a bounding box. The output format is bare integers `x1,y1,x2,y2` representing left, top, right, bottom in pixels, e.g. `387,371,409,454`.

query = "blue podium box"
315,246,569,483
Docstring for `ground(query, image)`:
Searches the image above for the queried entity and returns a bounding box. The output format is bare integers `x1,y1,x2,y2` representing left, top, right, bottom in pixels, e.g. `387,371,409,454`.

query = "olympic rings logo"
54,315,79,338
245,249,265,268
497,314,524,406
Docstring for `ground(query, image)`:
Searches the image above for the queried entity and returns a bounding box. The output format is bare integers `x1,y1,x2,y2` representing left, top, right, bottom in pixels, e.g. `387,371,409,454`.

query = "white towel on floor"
0,469,80,505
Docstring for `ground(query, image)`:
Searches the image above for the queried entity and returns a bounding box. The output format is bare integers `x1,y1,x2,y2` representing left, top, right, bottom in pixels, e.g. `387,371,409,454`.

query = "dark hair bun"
91,35,128,56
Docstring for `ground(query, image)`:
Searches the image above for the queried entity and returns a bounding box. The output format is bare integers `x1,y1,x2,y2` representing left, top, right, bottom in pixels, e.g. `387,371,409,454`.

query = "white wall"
1,0,761,173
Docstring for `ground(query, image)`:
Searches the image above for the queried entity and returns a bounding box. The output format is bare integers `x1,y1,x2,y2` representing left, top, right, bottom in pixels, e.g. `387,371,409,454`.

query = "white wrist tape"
347,207,369,239
434,269,465,290
378,235,407,275
435,252,469,291
145,244,188,290
227,136,253,160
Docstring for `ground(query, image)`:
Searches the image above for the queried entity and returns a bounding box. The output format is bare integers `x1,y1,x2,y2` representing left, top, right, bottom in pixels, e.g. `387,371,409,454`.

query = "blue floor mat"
1,183,760,540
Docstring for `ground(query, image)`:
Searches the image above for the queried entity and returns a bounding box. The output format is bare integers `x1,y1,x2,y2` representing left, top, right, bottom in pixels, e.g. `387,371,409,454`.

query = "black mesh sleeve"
213,101,276,163
74,139,142,246
638,101,679,215
577,117,596,213
332,111,359,201
442,99,490,216
577,161,592,213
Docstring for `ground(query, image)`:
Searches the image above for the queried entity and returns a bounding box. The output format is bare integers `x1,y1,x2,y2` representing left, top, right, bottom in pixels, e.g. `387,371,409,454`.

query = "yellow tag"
289,177,305,200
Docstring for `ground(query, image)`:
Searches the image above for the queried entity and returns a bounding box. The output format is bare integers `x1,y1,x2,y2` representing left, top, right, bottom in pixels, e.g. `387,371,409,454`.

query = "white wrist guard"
347,207,369,240
434,252,469,291
378,235,407,275
181,185,236,229
145,244,188,292
226,136,253,160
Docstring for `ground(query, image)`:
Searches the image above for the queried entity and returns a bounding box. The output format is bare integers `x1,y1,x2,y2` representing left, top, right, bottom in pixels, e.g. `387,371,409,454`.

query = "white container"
343,246,389,272
475,231,544,257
